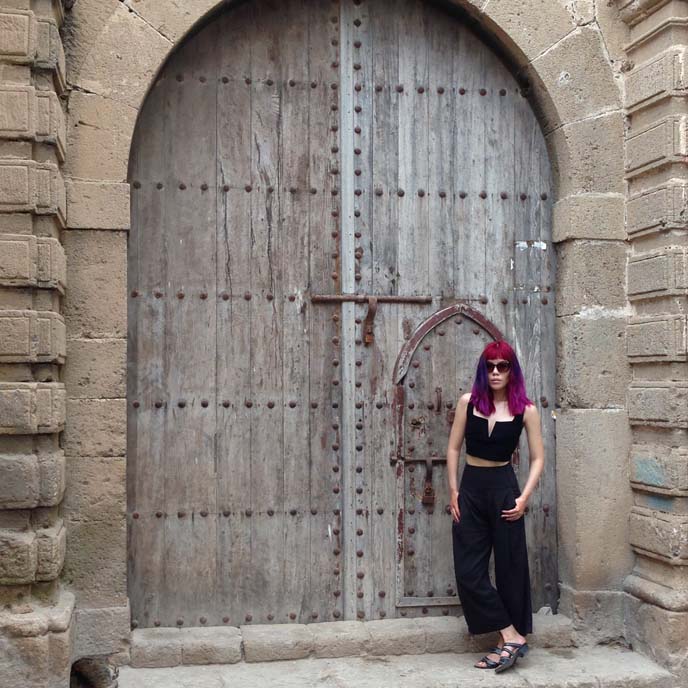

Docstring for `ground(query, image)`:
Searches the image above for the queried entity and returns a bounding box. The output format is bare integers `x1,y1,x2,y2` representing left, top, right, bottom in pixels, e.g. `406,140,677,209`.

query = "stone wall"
0,1,75,686
0,0,684,683
617,0,688,674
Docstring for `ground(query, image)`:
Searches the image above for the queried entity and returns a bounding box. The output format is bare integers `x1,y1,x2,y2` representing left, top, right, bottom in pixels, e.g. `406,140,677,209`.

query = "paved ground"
118,645,673,688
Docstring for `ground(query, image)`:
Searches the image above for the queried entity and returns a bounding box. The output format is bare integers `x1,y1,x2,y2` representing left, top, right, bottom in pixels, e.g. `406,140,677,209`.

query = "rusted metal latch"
422,457,436,506
311,293,432,345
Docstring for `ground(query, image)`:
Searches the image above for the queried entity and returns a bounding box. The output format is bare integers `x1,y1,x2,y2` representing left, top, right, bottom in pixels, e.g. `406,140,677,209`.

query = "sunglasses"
486,361,511,373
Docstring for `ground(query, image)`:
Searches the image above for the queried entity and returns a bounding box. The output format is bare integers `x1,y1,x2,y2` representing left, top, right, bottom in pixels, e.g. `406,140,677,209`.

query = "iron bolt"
200,510,208,517
333,610,341,618
156,511,163,518
176,618,184,626
396,85,404,92
377,508,384,515
223,616,230,623
222,400,229,408
290,508,297,515
179,183,186,190
245,614,252,622
178,400,186,408
459,87,466,95
437,86,445,94
357,591,364,598
479,88,487,95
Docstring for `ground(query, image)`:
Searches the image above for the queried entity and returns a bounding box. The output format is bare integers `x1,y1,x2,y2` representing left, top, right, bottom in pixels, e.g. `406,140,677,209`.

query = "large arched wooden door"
128,0,555,629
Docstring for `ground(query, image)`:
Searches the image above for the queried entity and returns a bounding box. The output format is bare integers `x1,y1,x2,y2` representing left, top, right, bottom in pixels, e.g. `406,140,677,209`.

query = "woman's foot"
474,643,503,669
499,628,527,661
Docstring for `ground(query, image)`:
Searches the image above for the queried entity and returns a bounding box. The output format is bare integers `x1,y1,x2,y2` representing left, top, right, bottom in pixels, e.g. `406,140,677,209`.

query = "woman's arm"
446,393,470,521
519,403,545,502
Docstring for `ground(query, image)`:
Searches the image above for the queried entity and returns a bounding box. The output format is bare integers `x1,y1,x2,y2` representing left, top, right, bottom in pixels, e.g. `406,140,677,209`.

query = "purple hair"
470,340,533,416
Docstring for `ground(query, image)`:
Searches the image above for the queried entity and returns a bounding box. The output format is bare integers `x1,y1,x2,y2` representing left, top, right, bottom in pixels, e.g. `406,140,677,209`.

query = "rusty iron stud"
288,294,296,302
355,466,362,474
132,512,140,519
409,381,416,388
177,291,185,299
201,399,209,408
154,290,163,298
130,289,139,298
412,361,420,368
375,84,383,92
357,528,363,536
542,398,549,408
473,327,480,334
407,590,414,596
200,509,208,517
267,186,274,193
408,549,415,556
354,147,361,155
353,63,361,70
479,191,487,199
333,486,340,494
178,510,186,518
267,509,274,516
480,295,488,304
177,400,186,408
356,487,363,495
331,189,339,196
332,423,339,430
221,76,229,84
356,550,364,558
500,191,508,199
179,184,186,193
155,511,163,519
439,190,446,198
245,614,252,622
332,380,339,386
355,83,362,92
354,230,362,237
354,40,362,48
355,338,362,344
500,88,507,96
353,18,362,26
417,86,425,93
522,298,528,304
541,192,548,200
176,74,183,82
459,191,467,199
401,611,408,617
333,610,341,618
355,423,363,430
200,291,208,300
289,79,296,86
221,292,229,301
132,400,140,408
310,188,317,194
330,125,338,133
266,79,274,86
223,509,230,517
356,508,363,515
333,527,340,535
375,188,383,196
520,193,527,201
289,400,296,408
409,508,416,515
245,400,253,408
311,508,317,515
354,105,362,113
200,616,207,624
311,612,319,620
333,548,341,555
332,402,339,409
438,329,445,336
427,591,434,597
541,297,549,305
354,189,362,196
310,80,318,89
156,182,163,190
266,293,274,301
427,403,434,410
311,401,318,409
331,83,338,90
290,508,297,515
437,86,445,94
396,85,404,92
201,183,208,191
543,503,551,514
357,571,365,579
245,184,252,192
245,509,252,517
354,126,361,134
459,87,466,95
480,88,487,96
356,591,364,599
245,77,251,85
377,508,384,515
354,169,362,176
331,231,339,239
409,526,416,534
132,181,141,189
176,618,184,626
334,590,341,597
422,608,429,615
408,465,415,473
355,401,363,409
408,403,415,409
223,616,230,623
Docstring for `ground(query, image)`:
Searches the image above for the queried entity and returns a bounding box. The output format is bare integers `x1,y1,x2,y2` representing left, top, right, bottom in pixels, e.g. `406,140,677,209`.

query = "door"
127,0,555,629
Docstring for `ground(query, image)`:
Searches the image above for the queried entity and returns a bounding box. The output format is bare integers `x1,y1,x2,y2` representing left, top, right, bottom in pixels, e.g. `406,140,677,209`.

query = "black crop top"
464,401,525,462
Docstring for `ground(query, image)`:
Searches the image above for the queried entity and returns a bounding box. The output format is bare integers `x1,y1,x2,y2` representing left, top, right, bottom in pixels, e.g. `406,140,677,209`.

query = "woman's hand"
501,494,528,521
449,489,460,523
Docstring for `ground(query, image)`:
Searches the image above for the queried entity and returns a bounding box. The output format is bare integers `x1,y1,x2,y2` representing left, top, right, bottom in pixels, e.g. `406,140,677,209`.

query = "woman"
446,340,545,673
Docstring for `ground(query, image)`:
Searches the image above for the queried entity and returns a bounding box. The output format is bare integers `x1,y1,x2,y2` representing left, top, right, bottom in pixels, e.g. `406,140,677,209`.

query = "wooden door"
127,0,556,629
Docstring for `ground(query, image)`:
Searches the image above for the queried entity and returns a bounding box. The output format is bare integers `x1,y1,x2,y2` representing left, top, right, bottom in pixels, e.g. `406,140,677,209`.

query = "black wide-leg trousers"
451,462,533,636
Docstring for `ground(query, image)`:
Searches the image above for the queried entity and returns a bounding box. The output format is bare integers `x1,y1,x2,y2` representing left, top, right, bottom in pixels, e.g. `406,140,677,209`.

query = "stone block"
129,628,180,668
66,180,130,229
34,518,65,581
241,623,313,662
484,0,586,67
73,603,130,659
119,0,219,43
556,409,634,589
0,634,49,688
626,115,688,178
552,193,625,242
63,399,126,456
624,594,688,673
35,17,65,93
528,26,620,133
628,247,688,300
547,112,624,196
630,507,688,561
628,381,688,427
555,240,628,315
0,84,33,137
628,183,688,237
0,382,66,434
0,310,66,363
630,444,688,492
65,90,137,181
310,620,372,658
559,584,627,645
0,450,65,510
63,230,126,338
64,338,126,398
35,90,65,161
0,233,36,285
179,627,242,665
62,516,126,608
626,314,687,361
530,610,574,648
414,616,465,653
36,236,66,292
64,455,125,521
73,1,172,110
0,529,36,584
0,159,65,221
557,314,629,407
626,47,688,111
364,618,426,656
0,9,37,62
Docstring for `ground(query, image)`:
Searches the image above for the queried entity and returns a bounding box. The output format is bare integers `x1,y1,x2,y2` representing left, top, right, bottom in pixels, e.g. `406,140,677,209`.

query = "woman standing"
446,340,545,673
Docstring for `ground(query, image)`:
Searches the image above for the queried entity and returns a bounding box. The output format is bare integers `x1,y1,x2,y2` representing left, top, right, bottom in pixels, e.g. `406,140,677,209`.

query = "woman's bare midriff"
465,454,510,467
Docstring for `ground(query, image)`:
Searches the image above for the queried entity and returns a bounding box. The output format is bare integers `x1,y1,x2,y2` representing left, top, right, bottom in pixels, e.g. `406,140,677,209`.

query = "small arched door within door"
127,0,555,629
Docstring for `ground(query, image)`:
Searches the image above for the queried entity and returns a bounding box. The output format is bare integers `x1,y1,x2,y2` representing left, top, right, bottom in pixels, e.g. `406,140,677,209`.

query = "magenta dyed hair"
469,340,533,416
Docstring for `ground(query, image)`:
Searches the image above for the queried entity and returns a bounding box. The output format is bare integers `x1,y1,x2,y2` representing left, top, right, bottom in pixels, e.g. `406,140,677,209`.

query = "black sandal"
494,641,529,673
474,647,503,669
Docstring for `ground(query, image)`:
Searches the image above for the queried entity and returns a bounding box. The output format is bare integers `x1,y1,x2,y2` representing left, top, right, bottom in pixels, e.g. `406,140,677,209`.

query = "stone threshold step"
130,613,572,668
119,646,674,688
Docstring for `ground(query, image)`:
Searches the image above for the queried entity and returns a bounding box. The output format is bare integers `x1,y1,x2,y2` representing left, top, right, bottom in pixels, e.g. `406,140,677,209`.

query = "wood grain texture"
128,0,556,627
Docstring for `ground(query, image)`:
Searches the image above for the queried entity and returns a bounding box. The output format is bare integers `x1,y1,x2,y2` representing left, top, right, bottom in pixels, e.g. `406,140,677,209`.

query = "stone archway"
61,0,629,660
